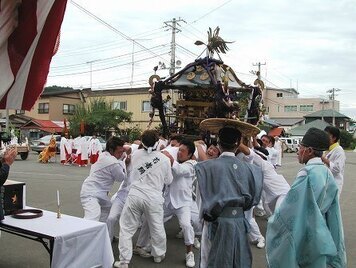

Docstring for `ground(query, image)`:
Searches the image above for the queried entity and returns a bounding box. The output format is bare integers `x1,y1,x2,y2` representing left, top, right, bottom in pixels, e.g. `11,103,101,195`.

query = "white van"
280,137,300,152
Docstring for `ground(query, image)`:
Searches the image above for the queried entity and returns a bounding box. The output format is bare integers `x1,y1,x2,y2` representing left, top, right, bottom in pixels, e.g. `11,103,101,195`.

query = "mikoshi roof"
162,57,260,92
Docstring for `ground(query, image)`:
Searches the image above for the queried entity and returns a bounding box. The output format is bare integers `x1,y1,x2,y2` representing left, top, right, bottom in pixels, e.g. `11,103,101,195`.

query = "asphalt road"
0,151,354,268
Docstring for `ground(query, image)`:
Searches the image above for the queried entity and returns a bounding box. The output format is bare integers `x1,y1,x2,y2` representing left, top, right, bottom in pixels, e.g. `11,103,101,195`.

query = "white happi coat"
161,145,179,161
59,137,72,161
266,147,278,166
165,159,197,209
81,152,127,198
80,152,127,221
248,149,290,208
326,144,346,194
129,149,173,203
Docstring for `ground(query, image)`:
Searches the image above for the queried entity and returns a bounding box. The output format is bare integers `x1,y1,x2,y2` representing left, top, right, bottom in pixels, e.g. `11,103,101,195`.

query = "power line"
191,0,233,24
51,43,170,70
70,0,169,63
176,43,199,57
49,52,169,77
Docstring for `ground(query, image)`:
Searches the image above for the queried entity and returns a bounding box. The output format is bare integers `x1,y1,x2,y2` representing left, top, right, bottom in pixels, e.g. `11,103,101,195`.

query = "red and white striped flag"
0,0,67,110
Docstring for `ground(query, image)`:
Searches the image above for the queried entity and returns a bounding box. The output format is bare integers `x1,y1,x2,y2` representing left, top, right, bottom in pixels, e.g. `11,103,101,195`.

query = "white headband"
142,141,159,154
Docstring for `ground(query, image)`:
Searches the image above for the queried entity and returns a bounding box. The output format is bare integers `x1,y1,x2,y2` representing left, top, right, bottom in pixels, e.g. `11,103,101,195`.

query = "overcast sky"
47,0,356,118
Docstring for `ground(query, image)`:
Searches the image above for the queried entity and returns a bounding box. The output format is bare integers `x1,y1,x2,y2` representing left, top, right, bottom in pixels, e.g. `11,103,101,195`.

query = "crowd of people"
78,121,347,268
59,134,103,166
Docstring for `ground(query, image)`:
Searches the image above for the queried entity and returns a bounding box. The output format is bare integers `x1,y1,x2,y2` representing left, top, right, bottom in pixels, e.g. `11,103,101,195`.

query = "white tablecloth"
2,208,114,268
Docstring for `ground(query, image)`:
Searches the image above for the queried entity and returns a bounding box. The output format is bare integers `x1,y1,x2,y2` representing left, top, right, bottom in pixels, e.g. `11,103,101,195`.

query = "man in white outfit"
80,137,127,222
115,130,173,268
261,135,278,167
239,142,290,215
161,139,197,267
273,136,283,167
106,144,133,242
322,126,346,196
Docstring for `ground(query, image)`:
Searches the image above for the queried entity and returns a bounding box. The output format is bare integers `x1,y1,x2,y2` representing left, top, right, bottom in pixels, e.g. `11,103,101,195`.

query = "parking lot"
0,151,355,267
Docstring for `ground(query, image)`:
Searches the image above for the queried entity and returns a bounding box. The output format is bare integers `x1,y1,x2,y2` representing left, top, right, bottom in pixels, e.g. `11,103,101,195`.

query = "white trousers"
244,207,264,242
164,204,195,245
81,195,111,222
106,194,126,241
136,203,196,249
119,195,166,263
263,193,287,217
191,200,203,236
200,221,212,268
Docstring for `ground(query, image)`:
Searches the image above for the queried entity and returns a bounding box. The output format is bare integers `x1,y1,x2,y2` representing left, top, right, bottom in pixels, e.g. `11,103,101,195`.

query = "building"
304,109,350,130
263,87,339,128
288,119,331,139
0,86,171,135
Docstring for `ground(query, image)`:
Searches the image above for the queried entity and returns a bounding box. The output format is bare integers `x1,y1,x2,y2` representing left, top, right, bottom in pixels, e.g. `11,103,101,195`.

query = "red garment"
60,147,71,164
90,153,99,164
77,153,88,166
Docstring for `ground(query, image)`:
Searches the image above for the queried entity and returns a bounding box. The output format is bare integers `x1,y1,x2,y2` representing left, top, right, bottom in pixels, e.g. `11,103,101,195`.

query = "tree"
339,130,354,149
68,98,132,137
118,125,142,142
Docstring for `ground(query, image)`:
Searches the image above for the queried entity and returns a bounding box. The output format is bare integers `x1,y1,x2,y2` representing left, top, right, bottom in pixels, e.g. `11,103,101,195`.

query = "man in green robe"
266,127,346,268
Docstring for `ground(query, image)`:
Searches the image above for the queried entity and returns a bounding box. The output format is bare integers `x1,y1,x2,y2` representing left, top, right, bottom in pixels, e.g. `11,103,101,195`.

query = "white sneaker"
256,237,265,249
193,237,200,249
154,254,165,263
176,229,183,239
186,251,195,268
113,261,128,268
133,247,151,258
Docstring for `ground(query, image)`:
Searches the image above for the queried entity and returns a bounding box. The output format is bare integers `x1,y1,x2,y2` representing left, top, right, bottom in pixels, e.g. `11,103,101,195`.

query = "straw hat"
200,118,260,137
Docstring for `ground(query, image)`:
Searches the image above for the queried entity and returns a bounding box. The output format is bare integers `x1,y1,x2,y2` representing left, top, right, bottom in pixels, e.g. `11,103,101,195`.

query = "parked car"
30,135,61,153
280,137,300,152
84,136,106,151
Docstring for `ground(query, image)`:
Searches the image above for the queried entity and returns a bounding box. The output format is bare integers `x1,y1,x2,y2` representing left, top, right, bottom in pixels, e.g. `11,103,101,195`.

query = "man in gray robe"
195,125,263,268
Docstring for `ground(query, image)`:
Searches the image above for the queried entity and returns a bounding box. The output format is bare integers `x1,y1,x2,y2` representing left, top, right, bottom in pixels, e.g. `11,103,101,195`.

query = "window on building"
299,104,313,112
112,101,127,111
284,105,297,112
63,104,76,115
142,101,152,112
16,110,25,115
38,103,49,114
277,93,283,98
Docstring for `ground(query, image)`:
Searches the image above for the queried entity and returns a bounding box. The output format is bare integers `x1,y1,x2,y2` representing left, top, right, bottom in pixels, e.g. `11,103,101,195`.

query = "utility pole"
164,17,186,76
326,88,341,126
164,17,186,115
86,59,102,89
252,62,266,81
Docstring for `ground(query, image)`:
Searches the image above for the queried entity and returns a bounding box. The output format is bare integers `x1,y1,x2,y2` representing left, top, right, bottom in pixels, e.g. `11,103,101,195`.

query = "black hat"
218,127,241,146
301,127,329,151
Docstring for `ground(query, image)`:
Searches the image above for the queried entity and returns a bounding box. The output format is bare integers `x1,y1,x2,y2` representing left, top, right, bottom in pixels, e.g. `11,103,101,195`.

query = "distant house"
304,109,350,130
288,119,331,139
270,118,304,131
20,119,63,140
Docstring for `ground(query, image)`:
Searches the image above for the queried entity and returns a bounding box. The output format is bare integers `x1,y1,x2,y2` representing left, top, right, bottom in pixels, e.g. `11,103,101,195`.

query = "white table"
0,208,114,268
